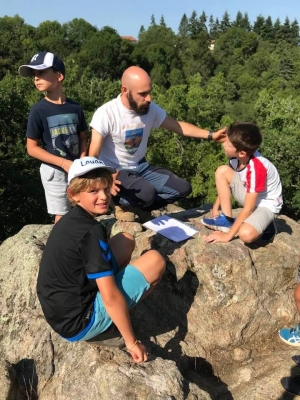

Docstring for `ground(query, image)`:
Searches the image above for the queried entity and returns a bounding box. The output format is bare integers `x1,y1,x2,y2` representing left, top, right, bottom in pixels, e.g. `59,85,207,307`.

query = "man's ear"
121,85,128,95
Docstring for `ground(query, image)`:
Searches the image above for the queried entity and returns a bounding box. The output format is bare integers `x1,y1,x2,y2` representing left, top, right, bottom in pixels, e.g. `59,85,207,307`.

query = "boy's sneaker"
85,324,125,348
281,376,300,395
261,220,277,241
278,324,300,346
201,214,235,233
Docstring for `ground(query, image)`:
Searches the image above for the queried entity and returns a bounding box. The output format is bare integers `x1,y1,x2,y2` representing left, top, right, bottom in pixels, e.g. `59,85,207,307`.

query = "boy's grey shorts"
230,172,277,235
40,163,71,216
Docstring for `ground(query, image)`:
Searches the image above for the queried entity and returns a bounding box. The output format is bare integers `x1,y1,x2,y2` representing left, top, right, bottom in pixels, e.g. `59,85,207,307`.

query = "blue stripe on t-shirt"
99,240,108,251
103,252,112,263
62,307,96,342
87,270,114,279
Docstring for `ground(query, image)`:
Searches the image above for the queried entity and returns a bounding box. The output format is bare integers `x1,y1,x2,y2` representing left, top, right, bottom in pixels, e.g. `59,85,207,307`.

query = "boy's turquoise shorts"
69,255,150,342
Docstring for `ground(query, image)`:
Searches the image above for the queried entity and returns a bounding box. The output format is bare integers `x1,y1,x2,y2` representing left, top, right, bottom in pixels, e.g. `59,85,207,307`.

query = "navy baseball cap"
18,52,65,78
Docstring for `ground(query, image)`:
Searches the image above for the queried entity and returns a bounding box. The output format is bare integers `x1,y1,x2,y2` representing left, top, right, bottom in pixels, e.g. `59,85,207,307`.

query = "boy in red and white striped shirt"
201,122,283,244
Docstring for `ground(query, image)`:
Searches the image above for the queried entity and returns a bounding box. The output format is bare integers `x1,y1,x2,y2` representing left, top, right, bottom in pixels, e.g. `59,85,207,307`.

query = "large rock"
0,205,299,399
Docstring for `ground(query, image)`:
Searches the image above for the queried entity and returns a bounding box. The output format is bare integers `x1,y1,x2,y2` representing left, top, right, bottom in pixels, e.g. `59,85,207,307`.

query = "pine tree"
291,19,300,45
188,10,201,38
253,15,265,36
138,25,145,40
178,13,189,38
150,14,156,26
261,16,273,40
199,11,208,33
160,15,167,27
220,11,231,32
242,13,251,31
233,11,243,28
273,18,281,42
210,17,221,39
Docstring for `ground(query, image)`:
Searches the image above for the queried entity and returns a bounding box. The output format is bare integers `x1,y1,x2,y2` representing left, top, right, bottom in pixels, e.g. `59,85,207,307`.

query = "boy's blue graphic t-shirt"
26,97,87,168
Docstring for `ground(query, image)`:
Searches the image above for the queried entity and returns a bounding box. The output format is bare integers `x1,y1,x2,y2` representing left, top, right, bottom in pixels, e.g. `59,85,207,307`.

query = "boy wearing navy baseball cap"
19,52,87,223
37,157,166,363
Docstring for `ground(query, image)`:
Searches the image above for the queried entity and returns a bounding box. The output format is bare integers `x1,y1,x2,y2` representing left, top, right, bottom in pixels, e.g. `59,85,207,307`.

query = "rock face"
0,205,300,399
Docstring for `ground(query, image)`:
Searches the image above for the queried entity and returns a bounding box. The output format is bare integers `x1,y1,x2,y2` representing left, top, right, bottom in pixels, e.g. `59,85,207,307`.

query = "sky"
2,0,300,38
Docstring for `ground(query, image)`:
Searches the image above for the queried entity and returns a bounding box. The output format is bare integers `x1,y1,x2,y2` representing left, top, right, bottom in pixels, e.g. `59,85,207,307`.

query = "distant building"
121,36,137,44
209,40,216,51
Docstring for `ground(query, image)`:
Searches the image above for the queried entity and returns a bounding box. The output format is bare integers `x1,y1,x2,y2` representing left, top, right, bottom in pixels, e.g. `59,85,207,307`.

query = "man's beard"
127,91,150,115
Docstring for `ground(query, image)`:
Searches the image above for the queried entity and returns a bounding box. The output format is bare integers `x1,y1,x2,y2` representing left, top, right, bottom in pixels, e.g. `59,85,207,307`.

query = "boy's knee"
238,225,259,243
151,250,166,274
294,284,300,301
113,232,135,251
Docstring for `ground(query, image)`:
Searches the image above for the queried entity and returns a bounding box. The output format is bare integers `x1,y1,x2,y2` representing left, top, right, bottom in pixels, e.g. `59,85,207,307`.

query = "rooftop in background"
121,36,137,43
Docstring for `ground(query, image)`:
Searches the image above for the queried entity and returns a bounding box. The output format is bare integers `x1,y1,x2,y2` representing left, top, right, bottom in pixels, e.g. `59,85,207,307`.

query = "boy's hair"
227,122,262,155
68,169,113,206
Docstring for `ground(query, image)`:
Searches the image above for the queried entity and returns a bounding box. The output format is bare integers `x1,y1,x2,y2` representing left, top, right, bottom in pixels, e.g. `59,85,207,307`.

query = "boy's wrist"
126,339,139,350
61,159,67,170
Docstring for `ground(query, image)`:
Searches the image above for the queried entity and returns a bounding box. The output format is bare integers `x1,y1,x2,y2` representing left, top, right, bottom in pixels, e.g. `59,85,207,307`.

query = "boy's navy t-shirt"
26,98,88,169
37,205,115,338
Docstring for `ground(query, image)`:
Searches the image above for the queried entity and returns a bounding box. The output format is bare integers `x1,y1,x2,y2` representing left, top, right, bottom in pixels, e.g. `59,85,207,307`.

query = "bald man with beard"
89,66,226,222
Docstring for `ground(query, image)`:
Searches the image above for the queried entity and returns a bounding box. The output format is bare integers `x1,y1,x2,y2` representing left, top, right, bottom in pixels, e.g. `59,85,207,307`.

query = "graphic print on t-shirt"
47,113,79,157
124,128,143,154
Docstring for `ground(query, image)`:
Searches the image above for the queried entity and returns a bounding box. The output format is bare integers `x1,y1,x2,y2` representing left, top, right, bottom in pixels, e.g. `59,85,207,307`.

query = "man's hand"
111,170,121,196
205,231,231,243
212,128,227,143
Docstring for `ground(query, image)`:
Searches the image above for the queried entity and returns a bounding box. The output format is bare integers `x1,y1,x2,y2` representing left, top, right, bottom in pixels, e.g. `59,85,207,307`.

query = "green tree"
0,73,51,242
62,18,97,54
253,15,265,36
160,15,167,27
220,11,231,33
255,90,300,217
178,14,189,38
242,13,251,31
35,20,69,58
209,16,220,39
261,16,273,40
188,10,201,38
150,14,156,26
0,15,35,78
199,11,208,33
77,26,131,80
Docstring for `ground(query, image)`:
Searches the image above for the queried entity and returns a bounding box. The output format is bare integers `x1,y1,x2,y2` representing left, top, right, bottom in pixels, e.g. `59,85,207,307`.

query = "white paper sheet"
143,215,199,242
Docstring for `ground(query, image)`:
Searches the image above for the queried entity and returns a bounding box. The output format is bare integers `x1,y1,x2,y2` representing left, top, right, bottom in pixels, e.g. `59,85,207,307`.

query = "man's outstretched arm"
160,116,227,142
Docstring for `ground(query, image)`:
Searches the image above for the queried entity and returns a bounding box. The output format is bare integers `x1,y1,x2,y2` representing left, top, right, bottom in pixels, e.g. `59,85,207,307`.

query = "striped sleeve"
80,224,114,279
245,157,267,193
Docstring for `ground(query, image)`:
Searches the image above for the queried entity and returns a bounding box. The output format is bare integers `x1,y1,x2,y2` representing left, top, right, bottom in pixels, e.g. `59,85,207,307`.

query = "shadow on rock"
8,359,38,400
131,234,233,399
278,356,300,400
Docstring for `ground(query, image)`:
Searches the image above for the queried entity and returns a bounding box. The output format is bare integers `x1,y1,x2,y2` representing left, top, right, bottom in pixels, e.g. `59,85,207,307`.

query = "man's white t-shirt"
230,150,283,213
90,95,166,170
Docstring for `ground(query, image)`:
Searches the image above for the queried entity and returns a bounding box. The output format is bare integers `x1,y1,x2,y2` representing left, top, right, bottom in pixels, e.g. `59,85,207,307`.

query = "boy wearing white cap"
19,52,87,223
37,157,166,363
